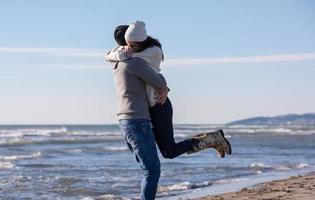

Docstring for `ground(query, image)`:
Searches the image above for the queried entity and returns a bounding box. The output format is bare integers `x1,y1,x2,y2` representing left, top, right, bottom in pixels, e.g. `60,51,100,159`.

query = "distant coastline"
227,113,315,126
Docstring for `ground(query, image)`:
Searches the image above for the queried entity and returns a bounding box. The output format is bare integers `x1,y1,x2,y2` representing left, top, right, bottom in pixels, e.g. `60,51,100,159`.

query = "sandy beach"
195,173,315,200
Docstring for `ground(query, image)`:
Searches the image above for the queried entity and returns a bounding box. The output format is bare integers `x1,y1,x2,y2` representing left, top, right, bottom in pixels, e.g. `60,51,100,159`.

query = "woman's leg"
119,119,160,200
149,98,197,159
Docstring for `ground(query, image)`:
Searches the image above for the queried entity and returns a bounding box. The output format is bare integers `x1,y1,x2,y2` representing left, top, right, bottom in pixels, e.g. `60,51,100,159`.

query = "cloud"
0,47,104,57
1,47,315,67
165,53,315,66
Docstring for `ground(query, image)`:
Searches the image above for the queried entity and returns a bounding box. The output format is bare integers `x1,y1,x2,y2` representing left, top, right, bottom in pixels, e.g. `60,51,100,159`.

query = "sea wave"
250,163,271,169
174,129,232,138
0,152,42,161
0,130,24,137
275,163,311,170
0,136,124,147
0,127,66,138
173,133,187,138
83,194,132,200
224,128,293,134
0,127,122,138
174,128,220,133
64,131,121,137
16,127,68,137
174,124,220,129
0,161,15,169
223,125,315,135
67,149,83,153
157,177,250,194
297,163,310,169
249,162,311,172
158,181,212,193
290,130,315,135
103,146,129,151
214,177,249,184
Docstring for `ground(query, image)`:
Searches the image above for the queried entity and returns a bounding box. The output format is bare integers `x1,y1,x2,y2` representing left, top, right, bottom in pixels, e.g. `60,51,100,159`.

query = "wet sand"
194,173,315,200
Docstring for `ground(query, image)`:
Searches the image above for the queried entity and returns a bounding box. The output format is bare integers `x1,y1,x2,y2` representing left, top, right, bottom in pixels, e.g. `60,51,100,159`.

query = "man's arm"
125,57,167,90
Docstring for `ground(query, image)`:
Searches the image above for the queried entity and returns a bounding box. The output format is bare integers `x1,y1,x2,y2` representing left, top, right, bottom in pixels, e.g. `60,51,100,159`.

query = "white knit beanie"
124,21,148,42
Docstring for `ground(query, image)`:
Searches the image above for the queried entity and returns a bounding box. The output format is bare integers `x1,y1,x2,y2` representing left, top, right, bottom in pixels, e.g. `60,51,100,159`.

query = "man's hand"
155,87,169,105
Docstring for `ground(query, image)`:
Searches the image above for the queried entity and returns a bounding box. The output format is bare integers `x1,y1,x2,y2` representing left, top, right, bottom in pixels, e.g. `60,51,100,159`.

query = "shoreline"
158,170,315,200
195,172,315,200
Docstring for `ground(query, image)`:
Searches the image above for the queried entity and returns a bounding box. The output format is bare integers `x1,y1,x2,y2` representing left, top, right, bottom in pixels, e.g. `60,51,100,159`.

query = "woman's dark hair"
131,36,164,61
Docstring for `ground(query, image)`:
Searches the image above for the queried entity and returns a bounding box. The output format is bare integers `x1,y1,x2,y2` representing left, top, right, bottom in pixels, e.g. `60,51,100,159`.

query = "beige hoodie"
105,46,163,107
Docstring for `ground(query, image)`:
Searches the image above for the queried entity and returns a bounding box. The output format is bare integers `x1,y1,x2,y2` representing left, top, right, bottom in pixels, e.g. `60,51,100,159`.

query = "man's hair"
114,25,129,46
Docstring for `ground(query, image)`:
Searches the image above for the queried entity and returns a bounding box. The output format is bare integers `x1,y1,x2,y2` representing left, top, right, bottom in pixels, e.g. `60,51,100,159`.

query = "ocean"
1,124,315,199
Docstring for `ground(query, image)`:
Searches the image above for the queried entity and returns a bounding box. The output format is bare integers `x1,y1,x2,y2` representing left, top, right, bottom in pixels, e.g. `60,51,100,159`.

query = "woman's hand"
124,46,133,58
155,87,169,105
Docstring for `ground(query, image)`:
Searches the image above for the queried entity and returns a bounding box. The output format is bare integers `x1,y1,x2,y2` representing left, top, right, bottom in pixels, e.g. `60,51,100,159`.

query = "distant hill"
226,113,315,125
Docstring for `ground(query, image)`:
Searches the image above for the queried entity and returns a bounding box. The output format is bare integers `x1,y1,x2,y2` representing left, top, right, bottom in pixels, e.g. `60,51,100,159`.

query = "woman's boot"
187,129,232,158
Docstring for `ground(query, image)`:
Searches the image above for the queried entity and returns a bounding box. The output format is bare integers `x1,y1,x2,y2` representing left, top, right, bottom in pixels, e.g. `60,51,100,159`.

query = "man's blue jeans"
119,119,161,200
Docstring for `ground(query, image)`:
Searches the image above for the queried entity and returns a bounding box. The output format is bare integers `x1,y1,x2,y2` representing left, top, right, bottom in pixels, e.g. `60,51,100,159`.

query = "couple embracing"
105,21,232,200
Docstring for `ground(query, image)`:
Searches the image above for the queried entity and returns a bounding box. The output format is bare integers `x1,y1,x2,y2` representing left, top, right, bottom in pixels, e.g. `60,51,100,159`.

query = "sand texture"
194,174,315,200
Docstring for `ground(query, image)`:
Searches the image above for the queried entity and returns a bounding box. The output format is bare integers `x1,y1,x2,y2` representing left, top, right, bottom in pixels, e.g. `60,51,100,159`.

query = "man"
113,57,166,199
106,25,166,199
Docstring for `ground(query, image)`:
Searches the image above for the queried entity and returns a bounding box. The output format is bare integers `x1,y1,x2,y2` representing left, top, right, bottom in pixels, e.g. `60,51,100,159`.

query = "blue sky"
0,0,314,124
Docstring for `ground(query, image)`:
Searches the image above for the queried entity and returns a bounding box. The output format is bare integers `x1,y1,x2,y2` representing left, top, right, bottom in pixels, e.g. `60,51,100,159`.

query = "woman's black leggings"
149,97,194,159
